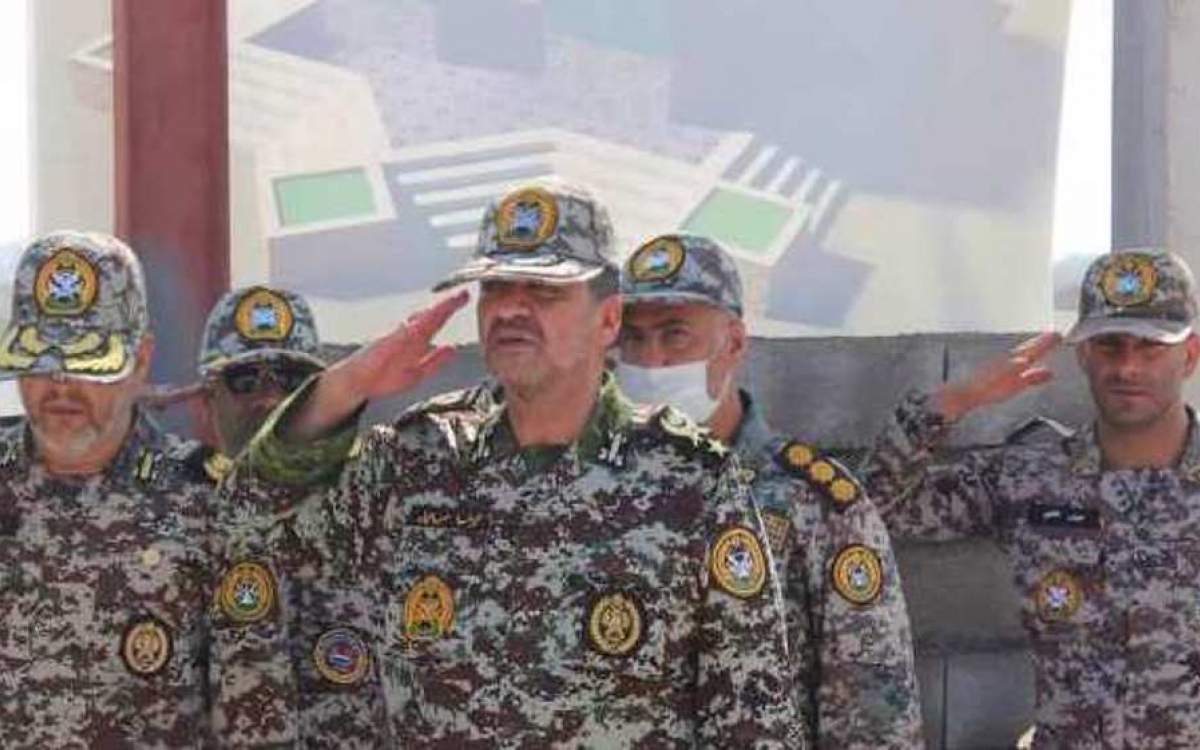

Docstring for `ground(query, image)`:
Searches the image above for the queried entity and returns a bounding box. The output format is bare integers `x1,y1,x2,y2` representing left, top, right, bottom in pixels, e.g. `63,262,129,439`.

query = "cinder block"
895,539,1026,652
943,649,1035,749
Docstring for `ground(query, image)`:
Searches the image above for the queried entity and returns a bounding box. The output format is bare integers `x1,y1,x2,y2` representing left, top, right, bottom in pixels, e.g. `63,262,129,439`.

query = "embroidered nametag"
406,506,487,530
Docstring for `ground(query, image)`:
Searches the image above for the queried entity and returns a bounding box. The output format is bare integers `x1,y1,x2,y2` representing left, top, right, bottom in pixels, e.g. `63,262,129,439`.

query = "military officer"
198,286,388,748
233,183,803,746
616,233,924,749
0,231,215,747
862,248,1200,748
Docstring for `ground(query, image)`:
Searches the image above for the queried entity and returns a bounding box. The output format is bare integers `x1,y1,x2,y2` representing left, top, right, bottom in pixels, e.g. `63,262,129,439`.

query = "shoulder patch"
1006,415,1076,445
775,440,862,510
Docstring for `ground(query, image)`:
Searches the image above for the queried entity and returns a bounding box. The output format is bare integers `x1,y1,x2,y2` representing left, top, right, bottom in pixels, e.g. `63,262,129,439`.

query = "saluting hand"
287,290,470,440
934,331,1062,422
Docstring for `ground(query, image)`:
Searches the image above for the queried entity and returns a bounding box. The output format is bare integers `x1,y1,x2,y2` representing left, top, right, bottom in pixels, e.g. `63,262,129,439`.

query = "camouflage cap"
1066,248,1198,344
197,285,324,376
0,230,149,383
620,234,743,317
433,182,616,291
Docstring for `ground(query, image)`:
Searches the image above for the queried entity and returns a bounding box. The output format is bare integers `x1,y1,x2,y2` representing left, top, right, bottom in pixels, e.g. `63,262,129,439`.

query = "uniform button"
140,547,162,569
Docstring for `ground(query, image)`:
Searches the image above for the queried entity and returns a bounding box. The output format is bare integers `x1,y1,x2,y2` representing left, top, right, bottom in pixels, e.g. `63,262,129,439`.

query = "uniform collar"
1068,406,1200,479
472,371,635,473
728,390,779,468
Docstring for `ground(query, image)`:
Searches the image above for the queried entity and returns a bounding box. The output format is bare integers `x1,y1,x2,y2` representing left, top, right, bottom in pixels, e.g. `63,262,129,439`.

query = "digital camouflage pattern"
215,460,390,748
0,230,149,383
197,285,325,376
434,182,617,291
236,375,804,747
621,233,744,317
1067,248,1198,344
863,392,1200,748
732,391,924,749
0,411,215,748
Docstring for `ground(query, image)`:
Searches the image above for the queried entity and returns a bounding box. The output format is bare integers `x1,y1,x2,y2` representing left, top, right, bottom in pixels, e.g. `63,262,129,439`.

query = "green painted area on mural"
682,188,794,253
274,168,376,227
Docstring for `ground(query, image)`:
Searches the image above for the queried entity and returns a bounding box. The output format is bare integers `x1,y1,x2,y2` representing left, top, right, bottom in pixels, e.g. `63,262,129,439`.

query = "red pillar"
113,0,229,394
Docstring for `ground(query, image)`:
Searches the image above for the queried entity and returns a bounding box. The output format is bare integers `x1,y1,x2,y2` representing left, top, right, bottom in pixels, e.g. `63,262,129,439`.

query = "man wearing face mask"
197,287,389,747
617,233,924,749
0,231,216,747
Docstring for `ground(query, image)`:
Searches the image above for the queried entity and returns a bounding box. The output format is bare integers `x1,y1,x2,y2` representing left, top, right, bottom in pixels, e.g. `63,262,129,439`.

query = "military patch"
404,575,455,642
35,248,99,316
218,561,277,624
762,512,792,558
1035,569,1083,622
709,526,767,599
234,288,295,342
121,616,173,677
1100,253,1157,307
831,544,884,606
495,187,558,250
779,444,862,509
628,236,686,283
586,590,645,658
313,626,371,686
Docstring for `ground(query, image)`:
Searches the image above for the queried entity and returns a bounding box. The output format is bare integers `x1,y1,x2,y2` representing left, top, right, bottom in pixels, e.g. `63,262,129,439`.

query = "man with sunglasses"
234,184,802,745
0,231,216,747
198,286,390,746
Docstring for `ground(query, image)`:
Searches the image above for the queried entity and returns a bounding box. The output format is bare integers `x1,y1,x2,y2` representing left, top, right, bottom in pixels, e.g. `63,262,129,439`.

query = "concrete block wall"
349,330,1121,749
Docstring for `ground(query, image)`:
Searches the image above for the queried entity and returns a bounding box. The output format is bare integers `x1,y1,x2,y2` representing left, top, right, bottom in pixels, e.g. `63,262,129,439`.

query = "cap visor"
433,256,604,292
199,349,326,377
1065,317,1193,344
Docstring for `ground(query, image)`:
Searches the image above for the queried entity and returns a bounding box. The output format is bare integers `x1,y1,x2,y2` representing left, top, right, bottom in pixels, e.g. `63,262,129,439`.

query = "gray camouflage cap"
0,230,149,382
197,285,324,375
433,183,616,291
620,234,743,317
1066,248,1198,344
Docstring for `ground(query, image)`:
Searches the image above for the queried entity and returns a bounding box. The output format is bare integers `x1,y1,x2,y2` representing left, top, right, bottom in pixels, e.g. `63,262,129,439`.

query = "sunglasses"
219,362,319,395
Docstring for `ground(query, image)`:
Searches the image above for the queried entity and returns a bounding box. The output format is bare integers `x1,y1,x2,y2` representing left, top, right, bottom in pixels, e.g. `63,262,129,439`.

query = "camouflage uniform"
862,249,1200,749
621,234,923,749
202,286,387,748
0,231,216,748
235,185,804,746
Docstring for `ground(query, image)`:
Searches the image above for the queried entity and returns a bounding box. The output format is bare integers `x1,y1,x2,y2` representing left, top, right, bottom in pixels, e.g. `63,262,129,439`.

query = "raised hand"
288,290,470,440
935,331,1062,422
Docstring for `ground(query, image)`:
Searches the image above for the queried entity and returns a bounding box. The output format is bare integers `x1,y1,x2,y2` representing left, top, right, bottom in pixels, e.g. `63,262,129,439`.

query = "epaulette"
652,406,728,463
774,439,862,511
1005,415,1075,445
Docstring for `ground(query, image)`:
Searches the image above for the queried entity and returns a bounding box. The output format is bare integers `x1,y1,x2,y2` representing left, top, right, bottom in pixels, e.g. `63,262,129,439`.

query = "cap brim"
433,255,605,292
0,324,139,384
621,290,742,317
1065,316,1193,344
198,348,327,377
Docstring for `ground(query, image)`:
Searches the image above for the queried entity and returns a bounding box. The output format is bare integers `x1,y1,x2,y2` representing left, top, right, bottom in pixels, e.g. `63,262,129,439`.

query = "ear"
596,294,623,351
134,334,156,380
1184,334,1200,377
725,316,747,363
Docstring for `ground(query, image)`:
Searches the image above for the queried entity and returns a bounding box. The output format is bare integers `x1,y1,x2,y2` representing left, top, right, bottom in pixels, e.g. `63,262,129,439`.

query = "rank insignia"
628,236,686,283
808,460,836,484
234,289,295,342
1100,254,1156,307
121,616,173,677
762,512,792,558
710,526,767,599
404,575,455,642
218,561,276,624
496,187,558,250
35,248,99,316
783,441,814,469
831,544,884,605
313,626,371,686
1035,569,1083,622
586,590,645,658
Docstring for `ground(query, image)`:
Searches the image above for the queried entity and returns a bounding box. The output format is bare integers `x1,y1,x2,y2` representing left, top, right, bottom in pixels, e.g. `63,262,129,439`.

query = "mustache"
485,319,544,345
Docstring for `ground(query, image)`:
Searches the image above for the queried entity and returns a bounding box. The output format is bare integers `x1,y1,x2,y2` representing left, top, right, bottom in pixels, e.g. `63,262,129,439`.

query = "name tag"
406,506,487,530
1027,503,1100,529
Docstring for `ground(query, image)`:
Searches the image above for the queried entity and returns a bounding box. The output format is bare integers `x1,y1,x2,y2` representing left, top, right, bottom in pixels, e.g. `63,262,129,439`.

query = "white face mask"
615,360,724,424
